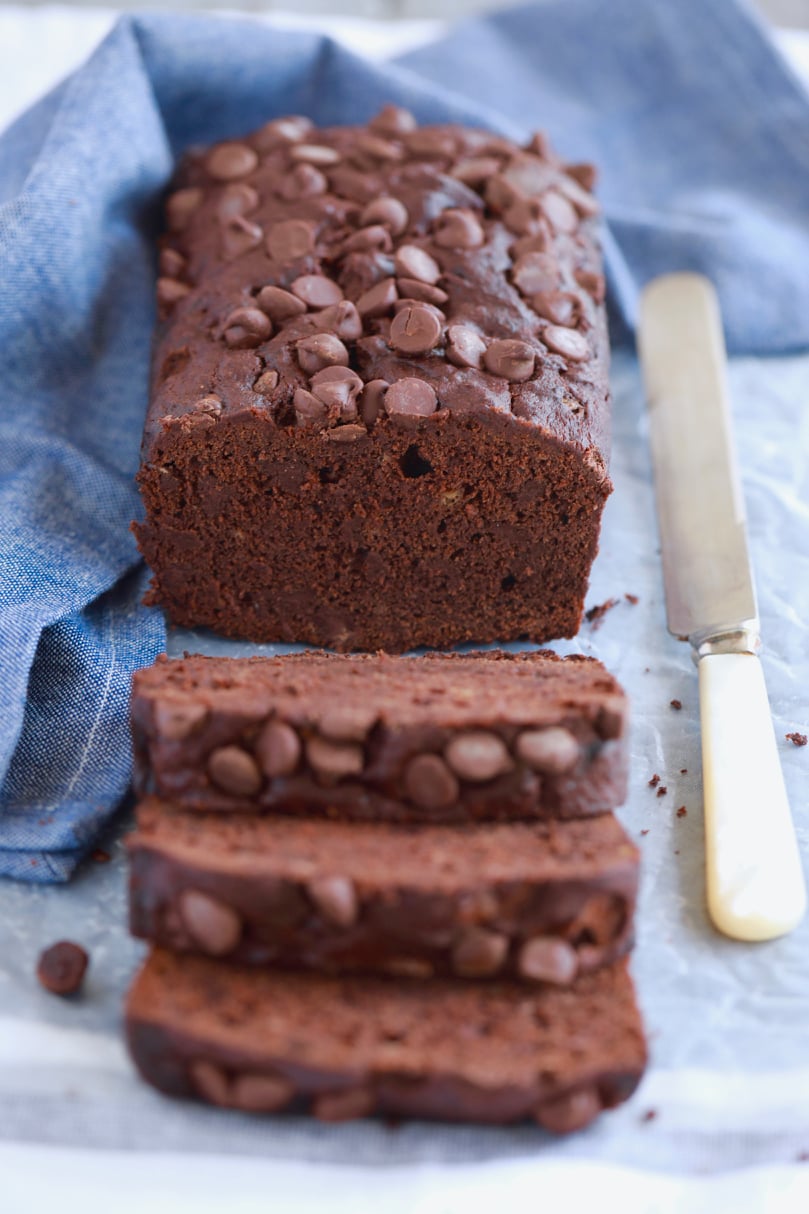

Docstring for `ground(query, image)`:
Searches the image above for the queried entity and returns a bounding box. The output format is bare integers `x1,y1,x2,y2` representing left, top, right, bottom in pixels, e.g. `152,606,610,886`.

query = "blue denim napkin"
1,0,807,880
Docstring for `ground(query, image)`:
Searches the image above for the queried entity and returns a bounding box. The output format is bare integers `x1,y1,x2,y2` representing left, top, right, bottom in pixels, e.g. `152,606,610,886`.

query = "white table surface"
2,9,809,1213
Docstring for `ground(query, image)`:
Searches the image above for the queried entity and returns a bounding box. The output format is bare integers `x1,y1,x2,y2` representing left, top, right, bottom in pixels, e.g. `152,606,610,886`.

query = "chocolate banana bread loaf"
131,650,628,821
126,950,646,1131
128,800,638,981
133,106,611,651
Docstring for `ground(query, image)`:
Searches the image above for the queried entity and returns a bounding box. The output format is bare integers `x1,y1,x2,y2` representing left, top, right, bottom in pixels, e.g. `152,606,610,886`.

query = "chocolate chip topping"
575,268,606,303
291,275,343,308
36,941,89,997
158,248,186,279
539,190,579,234
543,325,590,362
404,753,459,809
256,719,301,778
278,163,328,201
306,875,358,928
396,278,449,307
433,208,485,250
533,291,581,328
393,245,441,285
389,303,443,355
357,278,398,319
512,252,558,296
253,370,278,395
256,115,313,146
309,366,363,417
267,219,315,262
207,745,263,796
257,285,307,322
483,339,536,382
293,388,327,425
360,197,409,235
451,927,508,977
518,936,578,985
444,731,512,782
446,325,486,369
206,142,258,182
296,334,349,374
156,278,190,310
452,156,503,187
384,378,438,417
369,104,417,136
360,379,389,424
179,889,242,956
291,143,341,167
221,216,264,260
313,300,363,341
164,187,202,233
222,307,272,349
217,183,259,221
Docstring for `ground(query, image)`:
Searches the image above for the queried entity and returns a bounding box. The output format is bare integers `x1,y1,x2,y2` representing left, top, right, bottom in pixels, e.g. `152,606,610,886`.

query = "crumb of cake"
91,848,111,863
670,699,682,710
584,598,620,629
641,1108,657,1123
624,593,639,605
648,774,660,788
640,829,649,837
786,732,807,747
680,768,688,774
36,941,89,997
676,806,687,818
656,786,667,798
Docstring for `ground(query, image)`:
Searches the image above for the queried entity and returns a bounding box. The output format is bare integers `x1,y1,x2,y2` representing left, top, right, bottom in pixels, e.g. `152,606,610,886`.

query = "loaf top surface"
146,105,610,463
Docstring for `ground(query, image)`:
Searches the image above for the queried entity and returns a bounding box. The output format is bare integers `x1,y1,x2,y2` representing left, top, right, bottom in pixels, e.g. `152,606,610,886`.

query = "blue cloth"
1,1,807,880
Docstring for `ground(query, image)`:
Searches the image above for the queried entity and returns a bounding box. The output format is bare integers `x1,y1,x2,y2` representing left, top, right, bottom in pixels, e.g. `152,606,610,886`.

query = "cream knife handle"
700,652,806,941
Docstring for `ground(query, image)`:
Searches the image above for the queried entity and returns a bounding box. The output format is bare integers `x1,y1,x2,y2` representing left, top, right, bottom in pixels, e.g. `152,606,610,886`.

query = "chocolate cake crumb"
584,598,620,629
676,806,687,819
640,829,649,837
91,848,111,863
37,941,89,997
624,594,639,605
680,768,688,775
670,699,682,711
786,732,807,747
648,775,660,789
656,786,667,798
641,1108,657,1123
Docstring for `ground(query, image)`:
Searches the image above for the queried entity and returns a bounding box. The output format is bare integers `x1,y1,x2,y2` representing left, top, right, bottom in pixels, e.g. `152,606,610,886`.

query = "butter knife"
638,272,806,942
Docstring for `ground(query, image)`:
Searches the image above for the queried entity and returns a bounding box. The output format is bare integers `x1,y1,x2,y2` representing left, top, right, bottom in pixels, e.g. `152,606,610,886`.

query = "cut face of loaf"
133,107,611,651
130,650,629,822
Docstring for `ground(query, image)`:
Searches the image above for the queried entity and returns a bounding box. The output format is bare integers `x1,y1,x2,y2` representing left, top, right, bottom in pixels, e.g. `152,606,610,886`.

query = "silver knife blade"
638,273,758,645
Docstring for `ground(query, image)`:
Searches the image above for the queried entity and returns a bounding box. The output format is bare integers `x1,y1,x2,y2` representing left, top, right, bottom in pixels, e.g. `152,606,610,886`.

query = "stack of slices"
124,650,647,1133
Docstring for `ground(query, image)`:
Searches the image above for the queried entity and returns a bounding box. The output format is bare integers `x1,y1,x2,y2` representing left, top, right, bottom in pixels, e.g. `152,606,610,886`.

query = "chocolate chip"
256,115,313,147
501,155,557,198
451,156,503,187
404,753,459,809
340,225,394,255
222,306,272,349
206,142,258,182
533,291,581,328
558,174,601,217
190,1060,231,1106
221,215,263,260
306,735,364,780
512,252,558,296
36,941,89,996
566,162,598,192
207,744,263,795
369,104,417,136
383,957,435,979
446,325,486,369
267,219,315,262
543,325,590,362
158,248,186,279
535,1087,601,1134
596,702,624,740
291,143,341,167
293,388,328,425
396,278,448,307
384,378,438,417
451,927,508,977
256,285,307,322
355,133,404,163
485,173,521,213
278,163,328,201
516,727,580,774
444,731,512,782
511,229,551,259
360,197,409,236
291,275,344,309
404,129,458,160
166,187,203,232
539,190,579,234
256,719,301,778
217,183,259,221
389,303,443,355
503,198,546,236
394,245,441,285
484,339,535,382
153,699,208,741
306,875,358,927
156,278,190,309
179,889,242,956
326,424,367,444
313,300,363,341
518,937,578,985
575,268,606,304
525,130,555,160
296,334,349,374
231,1072,295,1113
433,208,485,250
357,278,398,319
310,366,363,418
313,1087,375,1122
360,379,389,424
192,395,223,416
318,707,375,742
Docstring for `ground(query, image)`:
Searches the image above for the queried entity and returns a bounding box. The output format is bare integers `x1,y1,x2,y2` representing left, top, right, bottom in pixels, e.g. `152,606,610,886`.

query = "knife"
638,272,806,942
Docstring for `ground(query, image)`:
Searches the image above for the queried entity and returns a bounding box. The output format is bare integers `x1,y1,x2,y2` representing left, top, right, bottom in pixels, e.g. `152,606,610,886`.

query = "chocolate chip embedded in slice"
384,378,438,417
221,216,263,260
445,731,512,782
404,753,459,809
307,875,359,928
389,303,443,355
207,744,263,795
293,388,328,426
231,1072,295,1113
165,187,203,232
295,334,349,375
255,719,301,778
36,941,89,997
446,325,486,370
290,275,344,309
433,208,485,250
393,245,441,286
306,736,364,781
178,890,242,957
312,301,363,341
206,142,259,182
359,197,409,236
256,285,307,323
518,937,578,985
483,339,535,382
516,727,580,775
543,325,590,362
266,219,316,263
357,278,398,319
313,1087,375,1123
535,1087,601,1134
369,104,417,136
153,699,208,741
222,307,273,349
451,927,509,977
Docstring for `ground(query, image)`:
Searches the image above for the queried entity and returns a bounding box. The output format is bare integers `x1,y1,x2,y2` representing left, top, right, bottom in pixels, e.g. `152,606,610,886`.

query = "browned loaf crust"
126,950,646,1132
131,650,629,822
128,800,638,982
133,107,611,651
